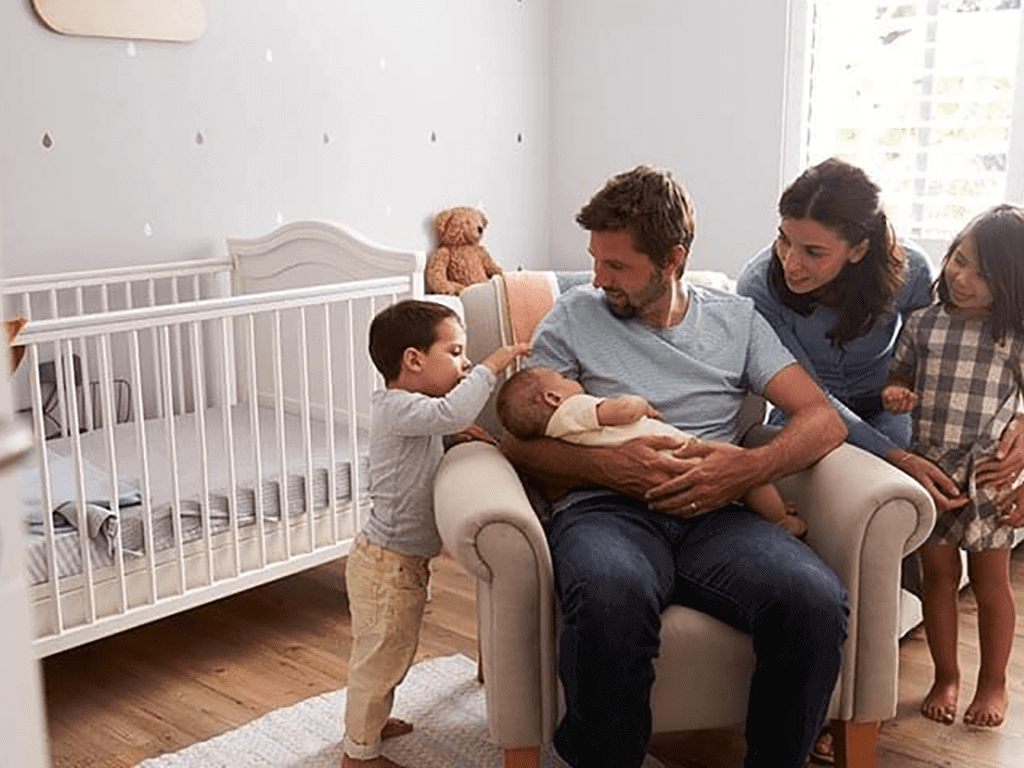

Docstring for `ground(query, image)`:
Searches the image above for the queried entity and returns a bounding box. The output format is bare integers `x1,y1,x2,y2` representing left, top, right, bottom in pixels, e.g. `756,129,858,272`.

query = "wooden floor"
41,550,1024,768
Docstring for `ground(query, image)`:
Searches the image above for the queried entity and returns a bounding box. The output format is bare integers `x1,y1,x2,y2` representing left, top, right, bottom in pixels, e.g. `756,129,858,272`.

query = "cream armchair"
433,273,936,768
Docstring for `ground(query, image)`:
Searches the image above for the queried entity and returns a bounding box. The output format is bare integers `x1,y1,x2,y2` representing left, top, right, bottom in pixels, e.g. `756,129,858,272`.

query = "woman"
736,157,1024,762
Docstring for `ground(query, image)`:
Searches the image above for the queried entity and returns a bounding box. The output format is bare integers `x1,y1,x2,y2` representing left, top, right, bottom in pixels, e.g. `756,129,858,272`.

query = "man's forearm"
744,402,846,488
500,432,610,489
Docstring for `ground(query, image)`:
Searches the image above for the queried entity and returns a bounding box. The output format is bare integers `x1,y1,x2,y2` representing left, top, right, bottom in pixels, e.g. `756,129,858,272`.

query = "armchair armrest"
434,441,559,745
746,425,936,720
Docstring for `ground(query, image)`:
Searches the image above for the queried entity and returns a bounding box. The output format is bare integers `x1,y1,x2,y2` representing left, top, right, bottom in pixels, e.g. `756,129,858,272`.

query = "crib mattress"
22,402,368,586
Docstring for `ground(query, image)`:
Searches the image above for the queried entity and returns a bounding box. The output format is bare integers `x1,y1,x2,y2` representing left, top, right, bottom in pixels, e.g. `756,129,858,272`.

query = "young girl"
883,204,1024,728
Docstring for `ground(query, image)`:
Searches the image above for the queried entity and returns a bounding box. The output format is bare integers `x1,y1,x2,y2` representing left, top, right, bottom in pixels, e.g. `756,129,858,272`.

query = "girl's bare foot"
920,678,959,724
963,684,1008,727
380,718,413,740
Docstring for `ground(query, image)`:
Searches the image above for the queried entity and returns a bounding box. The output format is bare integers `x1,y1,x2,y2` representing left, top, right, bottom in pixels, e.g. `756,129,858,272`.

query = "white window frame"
781,0,1024,262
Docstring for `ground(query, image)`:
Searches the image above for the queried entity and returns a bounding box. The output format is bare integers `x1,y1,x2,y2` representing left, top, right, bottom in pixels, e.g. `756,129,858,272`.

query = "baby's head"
496,366,583,439
368,300,470,395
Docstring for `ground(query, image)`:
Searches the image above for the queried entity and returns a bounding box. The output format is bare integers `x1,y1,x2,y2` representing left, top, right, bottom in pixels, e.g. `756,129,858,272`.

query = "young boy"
496,366,806,537
342,300,528,768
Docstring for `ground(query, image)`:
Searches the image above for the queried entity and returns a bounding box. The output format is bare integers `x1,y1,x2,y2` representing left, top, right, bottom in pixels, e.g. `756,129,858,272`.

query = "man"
501,165,849,768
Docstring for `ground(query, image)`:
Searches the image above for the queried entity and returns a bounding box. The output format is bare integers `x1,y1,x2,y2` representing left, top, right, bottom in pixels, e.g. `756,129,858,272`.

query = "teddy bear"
425,206,503,295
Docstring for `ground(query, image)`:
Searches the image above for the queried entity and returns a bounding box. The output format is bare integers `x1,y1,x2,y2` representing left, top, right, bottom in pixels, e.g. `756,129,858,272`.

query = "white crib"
4,221,425,657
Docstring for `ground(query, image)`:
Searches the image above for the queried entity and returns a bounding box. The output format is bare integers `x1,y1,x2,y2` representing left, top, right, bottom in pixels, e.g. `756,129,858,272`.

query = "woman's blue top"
736,243,935,458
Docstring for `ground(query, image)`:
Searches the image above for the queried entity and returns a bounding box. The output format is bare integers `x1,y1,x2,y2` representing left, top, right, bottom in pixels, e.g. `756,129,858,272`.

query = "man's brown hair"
576,165,696,278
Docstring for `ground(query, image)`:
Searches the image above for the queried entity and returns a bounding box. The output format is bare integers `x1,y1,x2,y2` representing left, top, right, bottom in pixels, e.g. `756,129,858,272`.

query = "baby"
496,366,806,537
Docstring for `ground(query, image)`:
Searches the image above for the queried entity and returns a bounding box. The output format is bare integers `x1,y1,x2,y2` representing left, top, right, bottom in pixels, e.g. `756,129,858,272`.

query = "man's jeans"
546,494,849,768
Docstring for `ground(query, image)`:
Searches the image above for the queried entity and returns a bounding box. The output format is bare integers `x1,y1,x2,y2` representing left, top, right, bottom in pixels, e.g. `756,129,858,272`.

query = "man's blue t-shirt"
528,283,796,446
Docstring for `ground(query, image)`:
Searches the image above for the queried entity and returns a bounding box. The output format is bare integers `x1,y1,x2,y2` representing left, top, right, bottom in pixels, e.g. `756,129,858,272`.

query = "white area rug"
136,653,665,768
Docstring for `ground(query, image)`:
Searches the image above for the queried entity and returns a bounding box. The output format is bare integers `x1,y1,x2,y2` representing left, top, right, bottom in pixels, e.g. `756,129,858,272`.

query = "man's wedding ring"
690,501,698,513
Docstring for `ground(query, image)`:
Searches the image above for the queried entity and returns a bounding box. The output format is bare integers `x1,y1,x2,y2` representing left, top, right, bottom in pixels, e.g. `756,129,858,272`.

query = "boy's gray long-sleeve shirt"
363,364,496,558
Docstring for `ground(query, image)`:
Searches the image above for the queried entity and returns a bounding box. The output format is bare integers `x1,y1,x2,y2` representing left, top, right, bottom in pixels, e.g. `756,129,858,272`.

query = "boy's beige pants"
342,535,430,760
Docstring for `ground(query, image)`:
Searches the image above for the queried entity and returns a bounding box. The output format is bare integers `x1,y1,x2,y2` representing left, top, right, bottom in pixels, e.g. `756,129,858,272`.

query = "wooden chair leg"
476,635,484,683
830,718,879,768
503,746,540,768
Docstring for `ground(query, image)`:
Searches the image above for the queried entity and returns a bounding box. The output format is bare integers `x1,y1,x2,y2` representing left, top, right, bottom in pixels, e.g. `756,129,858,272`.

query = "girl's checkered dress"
890,304,1024,551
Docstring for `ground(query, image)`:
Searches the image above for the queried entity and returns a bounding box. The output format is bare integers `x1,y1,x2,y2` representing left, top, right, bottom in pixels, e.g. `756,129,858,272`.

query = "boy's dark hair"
769,157,907,346
495,367,550,439
576,165,696,278
937,203,1024,344
368,299,460,383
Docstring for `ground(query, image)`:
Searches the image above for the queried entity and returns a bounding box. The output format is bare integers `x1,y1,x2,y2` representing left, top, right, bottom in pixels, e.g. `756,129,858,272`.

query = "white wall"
549,0,790,277
0,1,551,277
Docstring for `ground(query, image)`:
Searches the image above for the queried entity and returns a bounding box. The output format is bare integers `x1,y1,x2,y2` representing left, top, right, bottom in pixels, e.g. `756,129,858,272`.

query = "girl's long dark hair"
937,204,1024,344
769,158,906,345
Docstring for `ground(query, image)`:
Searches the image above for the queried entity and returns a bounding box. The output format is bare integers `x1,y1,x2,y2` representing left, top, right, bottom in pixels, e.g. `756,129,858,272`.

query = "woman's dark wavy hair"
768,157,906,345
937,204,1024,344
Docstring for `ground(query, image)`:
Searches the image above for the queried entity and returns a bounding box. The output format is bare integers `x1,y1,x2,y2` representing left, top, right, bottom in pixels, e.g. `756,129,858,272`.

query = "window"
784,0,1024,251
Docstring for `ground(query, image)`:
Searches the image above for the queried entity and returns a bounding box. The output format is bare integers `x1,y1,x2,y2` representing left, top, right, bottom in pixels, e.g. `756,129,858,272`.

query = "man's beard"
603,274,667,319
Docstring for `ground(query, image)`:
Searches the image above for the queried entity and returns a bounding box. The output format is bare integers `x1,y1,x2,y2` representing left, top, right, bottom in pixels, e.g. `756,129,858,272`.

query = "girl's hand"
975,414,1024,490
996,484,1024,527
888,449,969,513
448,424,498,446
881,384,917,414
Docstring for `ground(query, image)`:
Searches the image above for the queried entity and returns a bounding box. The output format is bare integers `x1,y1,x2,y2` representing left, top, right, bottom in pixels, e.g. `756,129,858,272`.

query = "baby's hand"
598,394,659,427
882,384,917,414
481,342,531,375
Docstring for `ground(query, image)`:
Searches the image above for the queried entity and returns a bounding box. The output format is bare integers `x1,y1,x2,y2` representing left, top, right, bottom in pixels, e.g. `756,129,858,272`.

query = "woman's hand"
975,414,1024,490
996,484,1024,527
888,448,968,513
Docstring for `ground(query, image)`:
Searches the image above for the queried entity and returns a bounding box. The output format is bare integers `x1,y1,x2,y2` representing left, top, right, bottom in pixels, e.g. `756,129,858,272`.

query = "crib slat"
97,333,129,614
345,301,361,532
219,315,241,576
245,314,268,567
159,325,188,593
28,342,64,632
62,338,97,626
322,303,338,544
272,310,292,559
189,320,215,585
129,329,159,605
298,307,315,552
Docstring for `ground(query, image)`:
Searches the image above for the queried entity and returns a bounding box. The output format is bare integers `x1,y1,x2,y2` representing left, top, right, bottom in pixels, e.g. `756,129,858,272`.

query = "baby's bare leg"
743,484,807,537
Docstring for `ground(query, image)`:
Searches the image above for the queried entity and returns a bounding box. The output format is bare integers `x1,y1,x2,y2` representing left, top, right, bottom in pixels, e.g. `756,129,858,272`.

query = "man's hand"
888,448,968,513
596,434,698,498
499,431,692,501
882,384,917,414
975,413,1024,490
645,441,754,516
